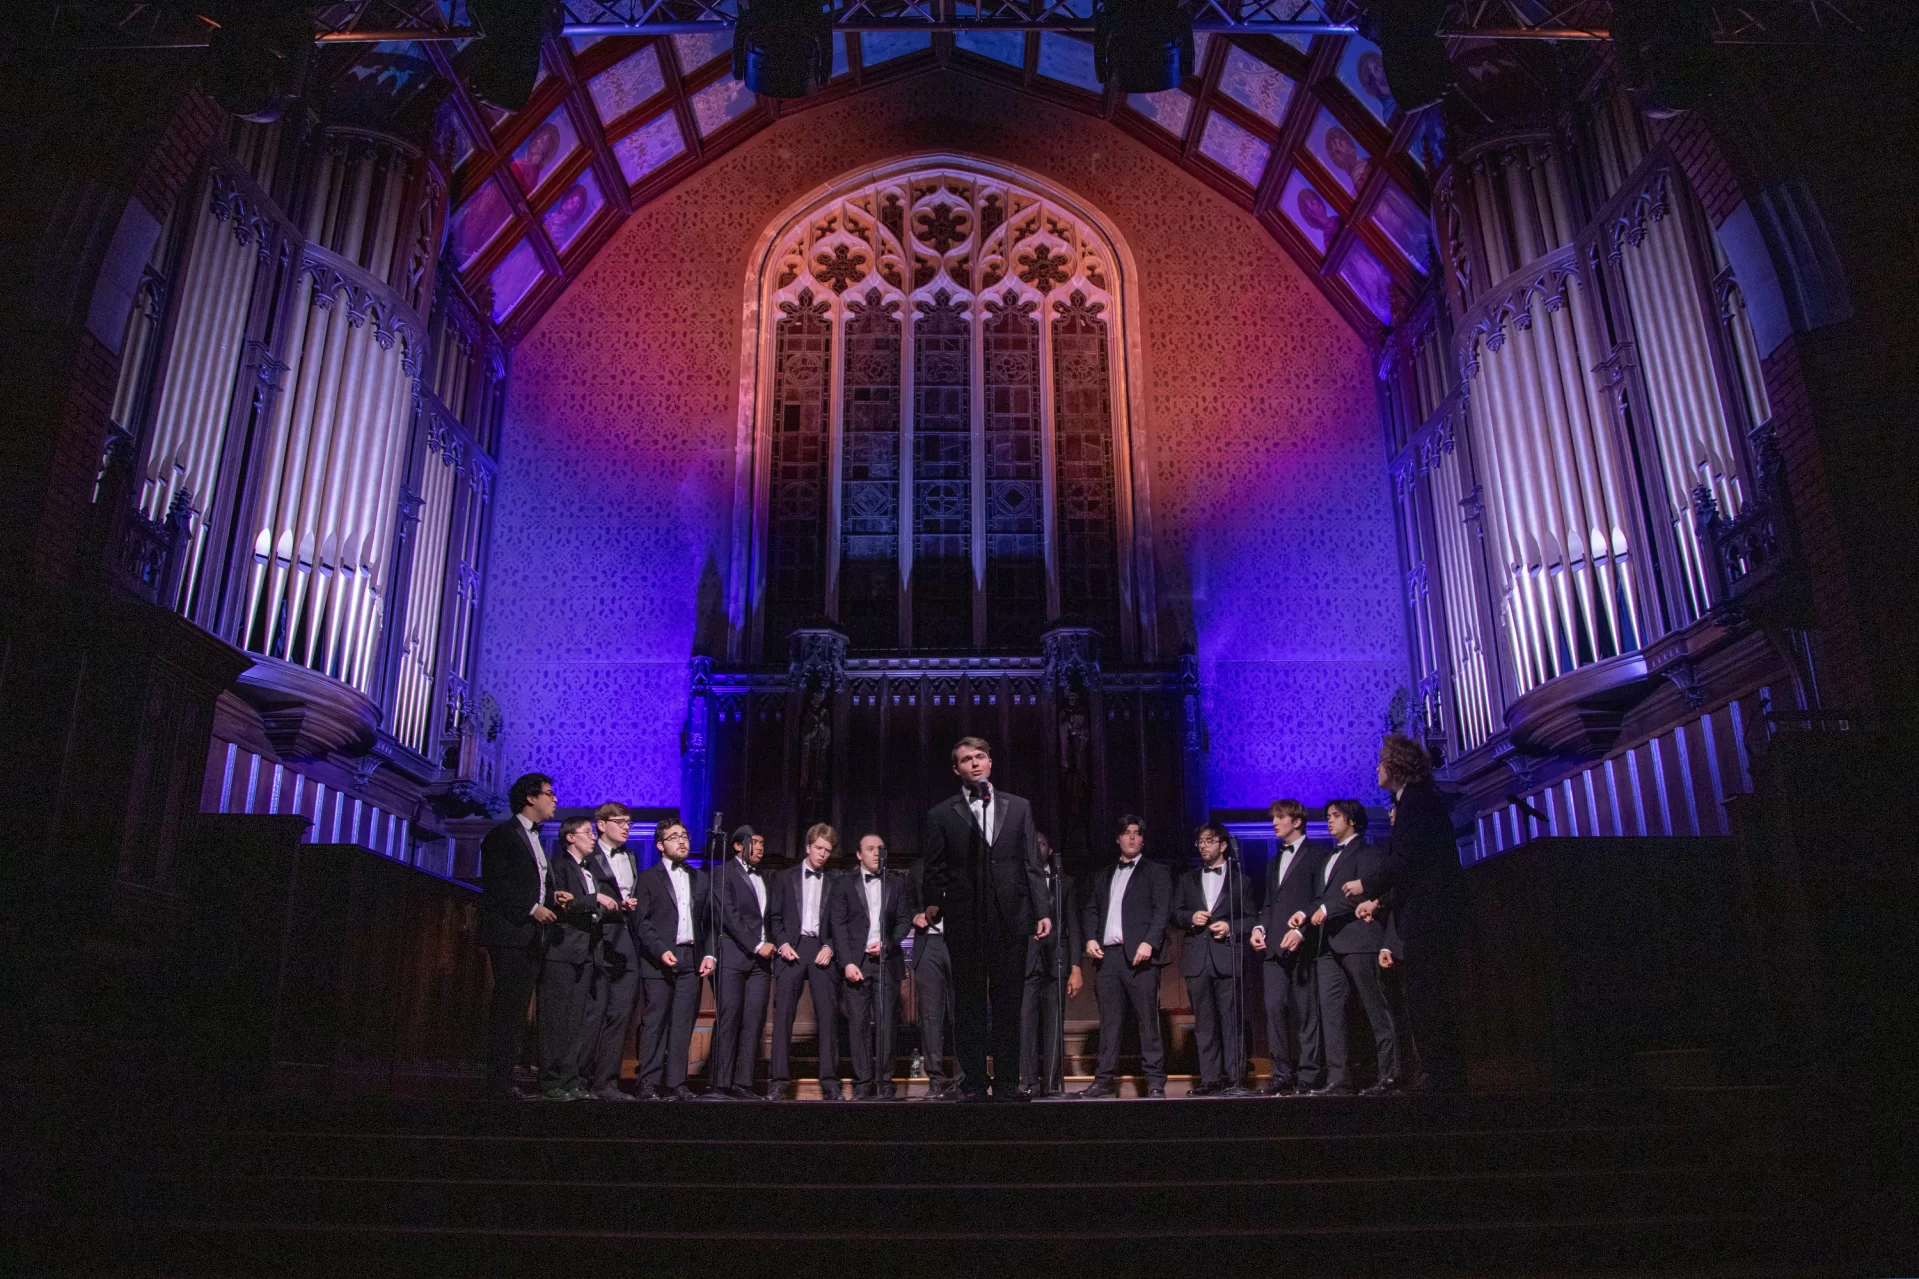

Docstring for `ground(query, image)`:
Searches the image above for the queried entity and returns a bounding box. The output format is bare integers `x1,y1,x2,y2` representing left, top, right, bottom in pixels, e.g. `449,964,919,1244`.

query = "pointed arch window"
739,156,1153,659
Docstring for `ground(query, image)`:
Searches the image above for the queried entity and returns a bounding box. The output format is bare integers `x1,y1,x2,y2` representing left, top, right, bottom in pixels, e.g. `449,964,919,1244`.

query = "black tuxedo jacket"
831,867,911,968
1172,863,1255,978
1080,857,1173,965
768,862,839,950
1312,840,1391,955
921,788,1047,945
1383,780,1471,944
632,860,713,971
478,816,547,950
714,858,772,970
1027,867,1082,978
1259,838,1330,963
544,852,606,966
587,844,644,963
905,863,945,970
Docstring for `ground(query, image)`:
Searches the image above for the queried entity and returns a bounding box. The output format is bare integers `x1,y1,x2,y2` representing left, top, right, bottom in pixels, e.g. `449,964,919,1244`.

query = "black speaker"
732,0,834,99
466,0,556,113
1093,0,1195,95
1359,0,1453,114
203,0,313,124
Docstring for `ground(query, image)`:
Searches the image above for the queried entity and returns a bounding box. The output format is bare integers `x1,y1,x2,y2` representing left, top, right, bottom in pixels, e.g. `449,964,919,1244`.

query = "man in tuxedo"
537,816,610,1100
1020,833,1083,1096
768,823,843,1101
708,825,774,1098
908,861,962,1098
835,833,909,1099
1372,734,1472,1092
1173,824,1255,1096
585,803,644,1101
919,737,1052,1102
1249,798,1328,1095
1077,815,1173,1099
478,772,558,1100
1310,800,1400,1096
632,820,715,1100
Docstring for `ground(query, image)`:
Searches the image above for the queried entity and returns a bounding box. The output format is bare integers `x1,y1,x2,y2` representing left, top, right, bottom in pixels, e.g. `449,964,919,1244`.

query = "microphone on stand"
705,812,726,1099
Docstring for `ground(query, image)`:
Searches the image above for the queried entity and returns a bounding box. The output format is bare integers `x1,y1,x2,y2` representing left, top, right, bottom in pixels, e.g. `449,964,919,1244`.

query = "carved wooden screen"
1051,288,1120,637
983,288,1045,649
747,158,1144,660
912,288,974,649
764,288,834,645
840,287,902,648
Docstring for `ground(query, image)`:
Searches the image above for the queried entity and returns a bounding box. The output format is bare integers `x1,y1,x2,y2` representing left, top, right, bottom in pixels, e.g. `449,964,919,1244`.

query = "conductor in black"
919,736,1053,1101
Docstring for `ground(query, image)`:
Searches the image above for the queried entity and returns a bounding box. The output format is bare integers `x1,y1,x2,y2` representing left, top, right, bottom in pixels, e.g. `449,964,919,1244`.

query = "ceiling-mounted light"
1359,0,1453,114
1094,0,1195,96
1611,0,1718,118
733,0,835,99
204,0,313,124
466,0,557,113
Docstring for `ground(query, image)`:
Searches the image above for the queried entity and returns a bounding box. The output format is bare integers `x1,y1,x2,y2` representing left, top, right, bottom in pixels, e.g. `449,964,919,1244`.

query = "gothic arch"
727,153,1157,664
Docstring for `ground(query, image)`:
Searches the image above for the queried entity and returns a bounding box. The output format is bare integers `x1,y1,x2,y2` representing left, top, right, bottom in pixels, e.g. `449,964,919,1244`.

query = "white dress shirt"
600,840,635,898
1202,863,1225,912
1324,835,1357,886
966,788,998,843
862,871,884,949
739,859,768,944
1103,858,1139,945
800,866,826,936
667,860,695,945
1274,839,1303,890
517,814,549,916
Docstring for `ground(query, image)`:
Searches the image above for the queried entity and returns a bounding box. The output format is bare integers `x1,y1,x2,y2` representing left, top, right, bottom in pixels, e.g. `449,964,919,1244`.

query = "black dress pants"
591,942,642,1092
771,936,842,1088
537,958,605,1093
948,928,1027,1095
1185,963,1246,1088
844,955,899,1093
1316,949,1399,1089
913,933,961,1090
635,946,703,1090
484,944,540,1087
1020,942,1068,1091
709,956,771,1090
1261,953,1322,1087
1093,954,1166,1088
1397,931,1466,1089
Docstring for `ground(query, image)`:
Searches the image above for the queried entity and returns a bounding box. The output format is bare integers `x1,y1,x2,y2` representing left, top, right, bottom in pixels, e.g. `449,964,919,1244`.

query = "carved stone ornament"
1042,626,1101,693
787,628,849,692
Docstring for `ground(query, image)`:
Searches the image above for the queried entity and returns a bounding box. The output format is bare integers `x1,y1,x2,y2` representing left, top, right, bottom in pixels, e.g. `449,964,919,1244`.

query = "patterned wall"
482,70,1403,810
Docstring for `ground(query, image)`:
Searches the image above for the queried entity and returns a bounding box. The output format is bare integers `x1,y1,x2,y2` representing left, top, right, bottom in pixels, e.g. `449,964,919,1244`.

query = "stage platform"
12,1084,1914,1277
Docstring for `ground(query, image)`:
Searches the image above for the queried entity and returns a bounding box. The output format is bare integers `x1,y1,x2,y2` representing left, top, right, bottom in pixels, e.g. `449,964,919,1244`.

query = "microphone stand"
1225,832,1247,1096
875,841,890,1099
705,811,726,1098
1051,855,1066,1097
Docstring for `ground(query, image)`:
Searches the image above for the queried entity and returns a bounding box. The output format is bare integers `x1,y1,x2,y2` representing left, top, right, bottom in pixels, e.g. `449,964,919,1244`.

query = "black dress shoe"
722,1084,758,1100
991,1087,1033,1103
1189,1082,1219,1098
957,1088,993,1103
849,1086,877,1101
1145,1085,1167,1098
1264,1081,1297,1097
1306,1082,1353,1096
1073,1081,1118,1099
1360,1078,1400,1096
635,1087,664,1101
763,1084,787,1102
1217,1084,1257,1098
663,1085,698,1102
820,1084,844,1101
590,1087,637,1102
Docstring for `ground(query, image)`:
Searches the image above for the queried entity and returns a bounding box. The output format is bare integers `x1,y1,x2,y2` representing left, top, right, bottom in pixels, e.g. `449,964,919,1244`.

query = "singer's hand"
1191,910,1211,927
913,912,929,930
621,898,638,912
532,905,557,924
1132,943,1153,966
1249,925,1268,952
866,942,882,957
553,891,574,907
1209,920,1231,939
659,950,678,968
1288,910,1307,930
596,893,619,912
755,942,775,959
778,943,799,962
1085,940,1104,961
1378,950,1394,969
1067,966,1083,997
1281,928,1304,952
843,963,864,983
1311,906,1327,926
1355,899,1378,923
1342,879,1365,899
1034,917,1052,941
699,956,715,977
815,945,833,967
922,904,941,926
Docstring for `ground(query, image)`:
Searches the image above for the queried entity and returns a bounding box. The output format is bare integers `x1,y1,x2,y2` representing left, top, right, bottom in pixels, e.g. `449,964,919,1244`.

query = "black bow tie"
864,872,882,883
970,783,992,804
805,869,822,879
1204,866,1223,875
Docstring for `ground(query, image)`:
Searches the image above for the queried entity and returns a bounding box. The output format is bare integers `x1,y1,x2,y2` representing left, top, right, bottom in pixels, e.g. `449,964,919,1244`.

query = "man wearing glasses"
586,803,644,1100
479,773,559,1101
632,820,717,1100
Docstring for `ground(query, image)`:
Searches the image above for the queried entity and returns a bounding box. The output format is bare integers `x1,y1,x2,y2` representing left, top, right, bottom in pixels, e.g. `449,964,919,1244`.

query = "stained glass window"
840,288,902,648
912,289,974,649
765,289,834,644
1052,289,1119,634
983,288,1045,648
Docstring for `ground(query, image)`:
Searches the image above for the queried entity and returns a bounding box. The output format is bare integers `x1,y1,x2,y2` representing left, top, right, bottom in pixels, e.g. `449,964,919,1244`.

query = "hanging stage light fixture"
466,0,557,112
1359,0,1453,114
733,0,836,99
1093,0,1195,96
1610,0,1718,118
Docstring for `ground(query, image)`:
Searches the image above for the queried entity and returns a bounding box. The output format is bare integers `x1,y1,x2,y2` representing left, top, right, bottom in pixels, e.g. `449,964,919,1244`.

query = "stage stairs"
13,1083,1885,1277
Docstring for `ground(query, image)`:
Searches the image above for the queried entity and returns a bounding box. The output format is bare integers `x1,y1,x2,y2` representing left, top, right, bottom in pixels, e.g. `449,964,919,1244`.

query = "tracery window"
741,157,1147,658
